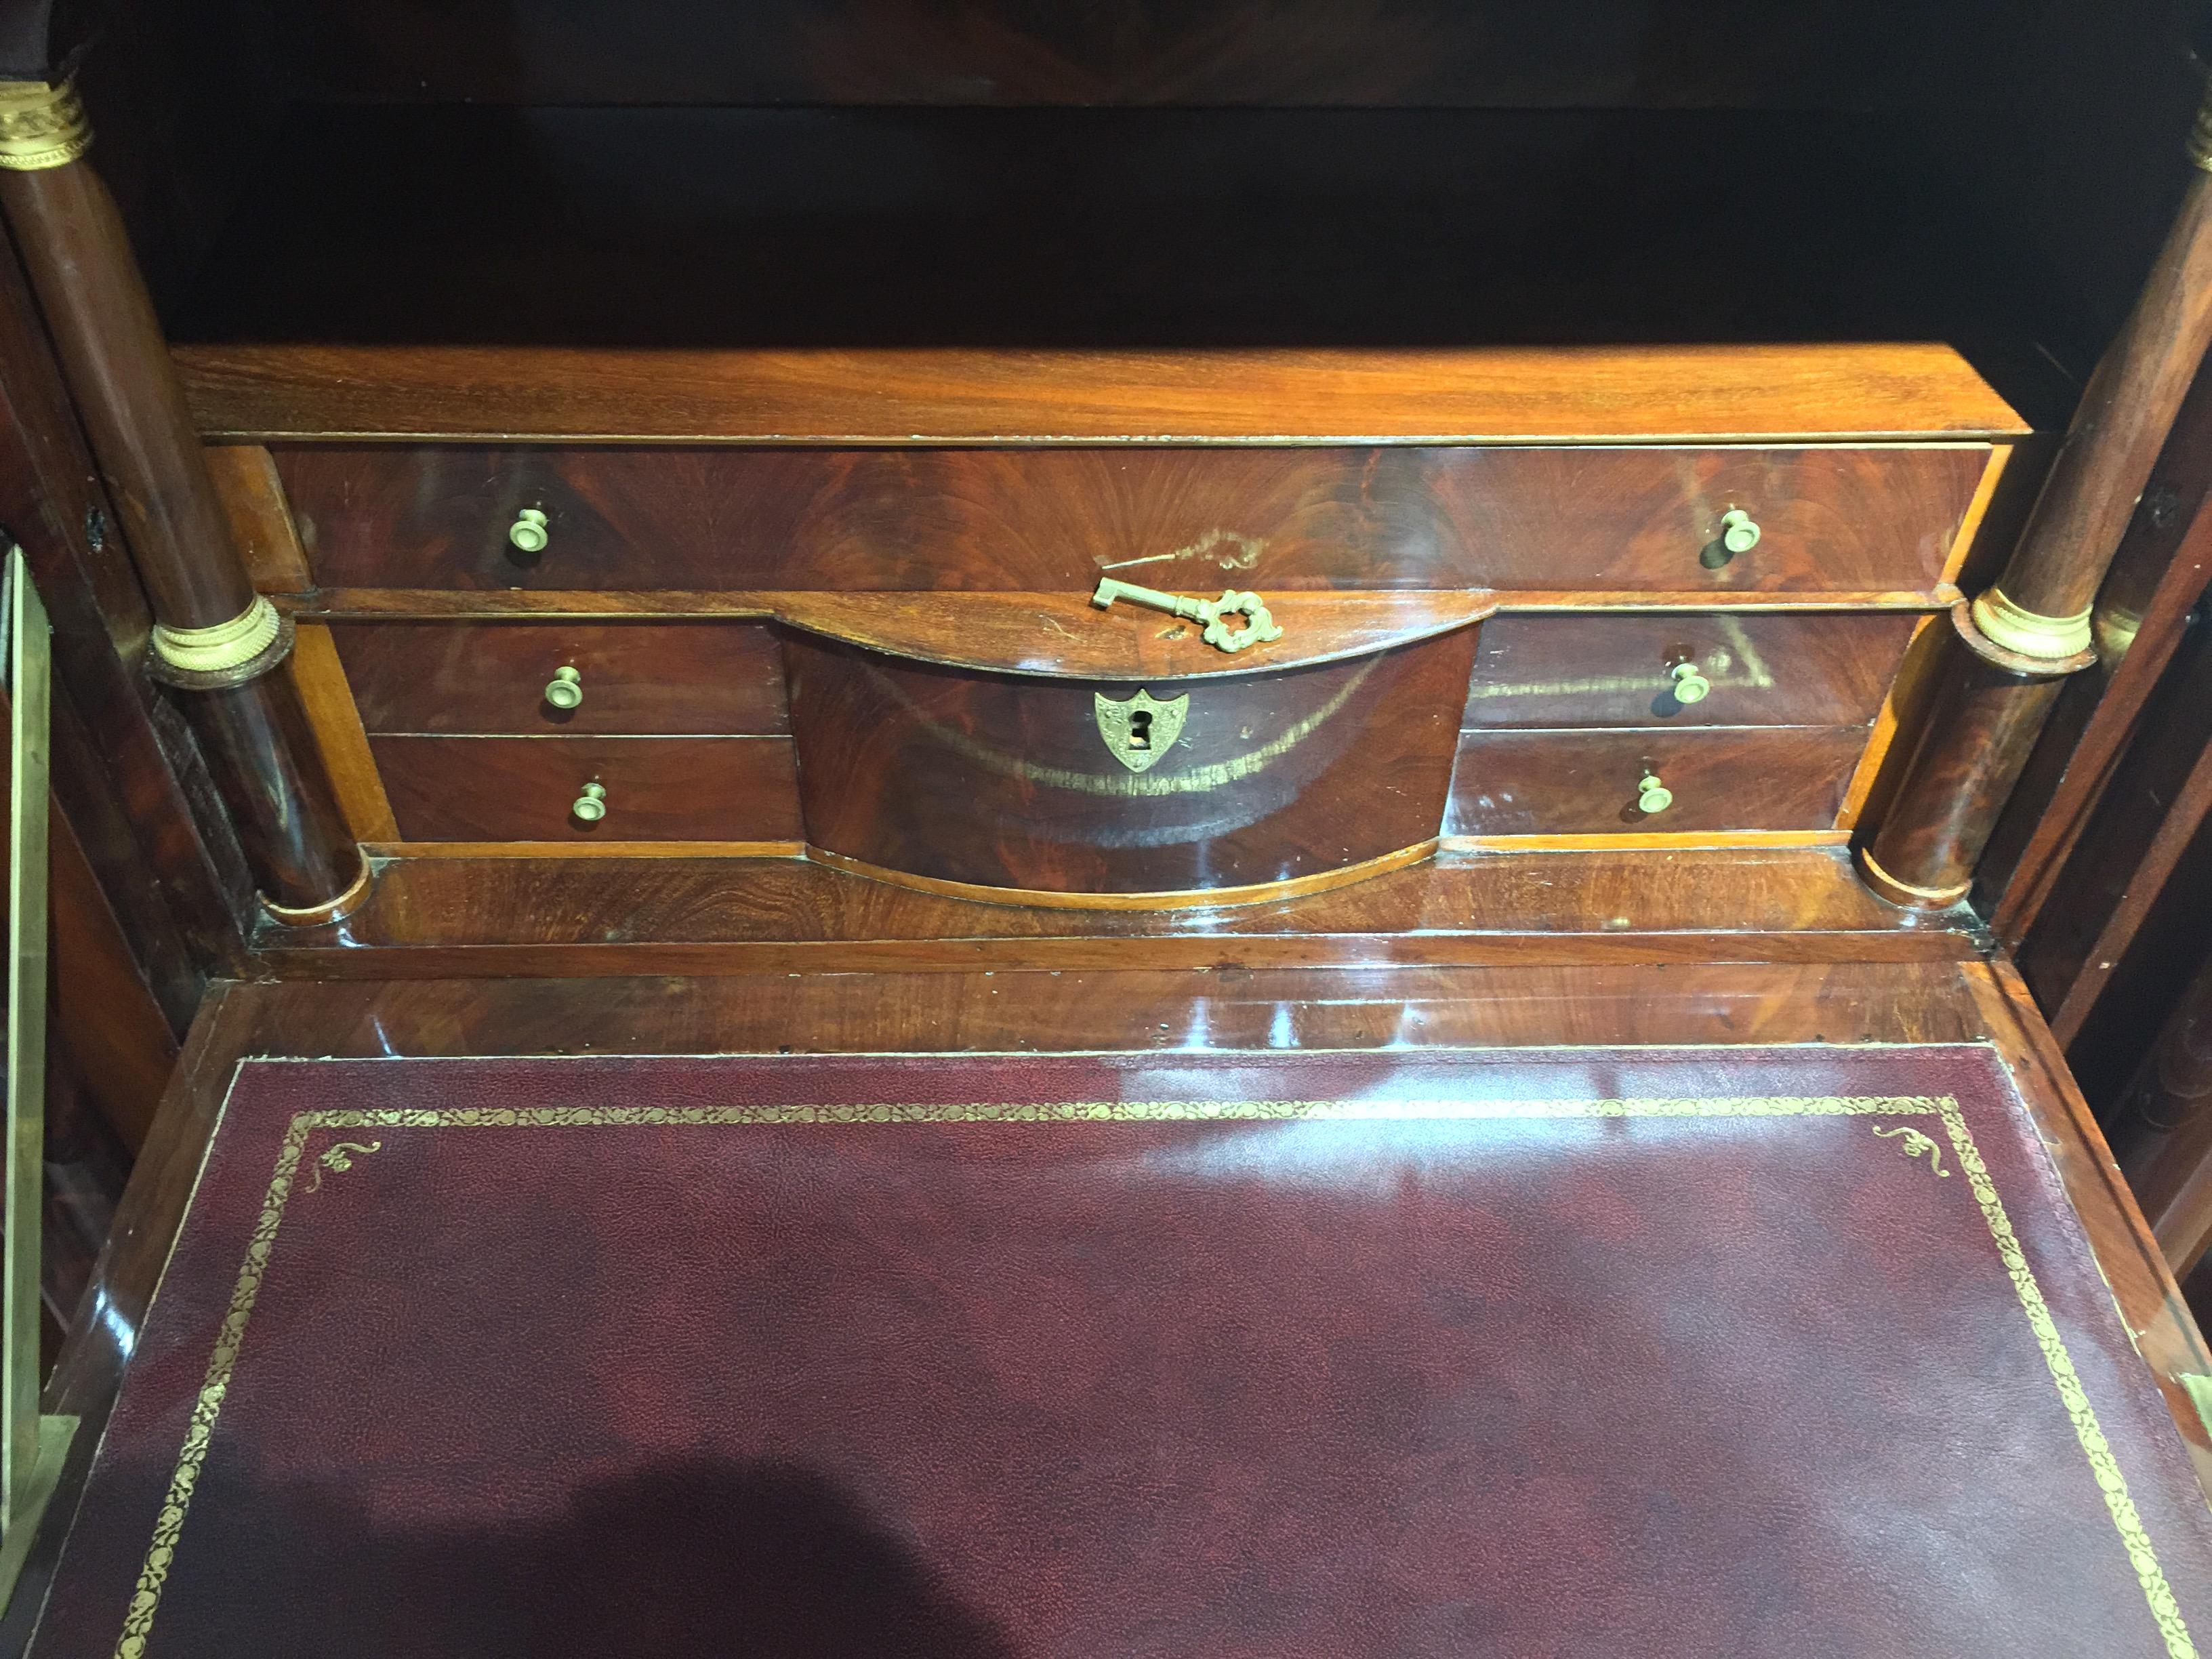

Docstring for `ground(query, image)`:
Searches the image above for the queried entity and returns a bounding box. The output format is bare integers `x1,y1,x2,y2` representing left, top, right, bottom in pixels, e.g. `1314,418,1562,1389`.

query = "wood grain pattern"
1861,609,2067,907
270,441,1992,600
0,205,250,978
1464,613,1917,730
371,735,804,844
245,844,1954,975
783,629,1474,893
290,622,398,841
1447,728,1869,836
205,443,312,593
334,621,791,735
183,345,2028,445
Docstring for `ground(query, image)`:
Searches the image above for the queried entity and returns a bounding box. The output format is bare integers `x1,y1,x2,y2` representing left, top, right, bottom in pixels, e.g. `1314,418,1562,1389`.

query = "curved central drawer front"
274,443,1992,596
783,627,1479,894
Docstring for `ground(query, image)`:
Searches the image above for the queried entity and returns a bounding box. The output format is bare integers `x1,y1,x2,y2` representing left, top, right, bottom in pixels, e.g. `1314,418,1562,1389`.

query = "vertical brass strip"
0,548,78,1611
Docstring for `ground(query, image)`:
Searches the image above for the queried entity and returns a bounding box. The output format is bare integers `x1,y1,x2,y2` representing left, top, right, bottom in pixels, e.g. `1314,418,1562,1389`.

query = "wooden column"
0,80,365,922
2114,950,2212,1277
1861,94,2212,908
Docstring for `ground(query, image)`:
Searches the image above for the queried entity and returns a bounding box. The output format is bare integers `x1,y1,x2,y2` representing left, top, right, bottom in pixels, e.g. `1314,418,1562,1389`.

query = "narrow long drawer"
271,443,1992,596
370,736,803,842
335,621,787,735
1446,728,1868,834
1464,613,1919,730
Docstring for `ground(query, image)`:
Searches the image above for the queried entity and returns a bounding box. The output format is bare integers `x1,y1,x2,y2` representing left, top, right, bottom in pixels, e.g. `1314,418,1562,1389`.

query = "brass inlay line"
110,1092,2196,1659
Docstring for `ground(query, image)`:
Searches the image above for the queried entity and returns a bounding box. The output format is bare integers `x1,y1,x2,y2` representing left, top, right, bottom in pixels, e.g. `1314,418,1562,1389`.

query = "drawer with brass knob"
367,736,802,842
331,621,789,736
267,443,1997,598
1462,613,1918,730
1446,729,1870,835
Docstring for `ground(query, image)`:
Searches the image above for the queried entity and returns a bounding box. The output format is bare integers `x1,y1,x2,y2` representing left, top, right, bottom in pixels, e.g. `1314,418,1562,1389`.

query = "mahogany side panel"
1464,613,1917,730
334,621,791,735
275,443,1990,598
1446,728,1868,835
2114,948,2212,1277
783,630,1475,893
371,735,804,843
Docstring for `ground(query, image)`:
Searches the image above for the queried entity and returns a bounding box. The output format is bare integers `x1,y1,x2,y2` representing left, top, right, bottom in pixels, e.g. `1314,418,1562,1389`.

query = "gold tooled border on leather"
110,1096,2197,1659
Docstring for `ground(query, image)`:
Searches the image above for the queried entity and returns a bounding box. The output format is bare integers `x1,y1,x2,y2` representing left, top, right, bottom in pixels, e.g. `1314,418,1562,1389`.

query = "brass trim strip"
0,81,90,172
1856,844,1971,910
258,852,373,928
110,1091,2196,1659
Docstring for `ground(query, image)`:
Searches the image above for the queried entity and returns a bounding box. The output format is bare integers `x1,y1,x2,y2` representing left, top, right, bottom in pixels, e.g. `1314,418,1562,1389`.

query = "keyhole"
1128,710,1153,750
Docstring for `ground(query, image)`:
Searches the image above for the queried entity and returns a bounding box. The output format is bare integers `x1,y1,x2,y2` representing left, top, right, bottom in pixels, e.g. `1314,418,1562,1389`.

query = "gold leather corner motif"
1094,688,1189,773
306,1139,382,1192
1872,1122,1950,1177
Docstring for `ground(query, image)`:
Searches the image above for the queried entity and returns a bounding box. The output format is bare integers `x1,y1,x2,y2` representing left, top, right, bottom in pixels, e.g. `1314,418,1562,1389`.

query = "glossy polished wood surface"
784,628,1473,893
1465,613,1917,730
0,161,254,628
184,345,2028,446
371,735,803,843
249,846,1967,976
266,442,1994,595
34,960,2211,1531
1448,728,1867,835
335,621,790,735
1864,611,2068,905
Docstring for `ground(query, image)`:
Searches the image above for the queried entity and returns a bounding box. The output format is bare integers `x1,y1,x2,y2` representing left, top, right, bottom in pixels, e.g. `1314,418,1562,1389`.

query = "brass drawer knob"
1719,509,1761,554
544,665,583,710
1637,772,1674,815
1668,661,1711,704
571,781,608,823
509,507,550,554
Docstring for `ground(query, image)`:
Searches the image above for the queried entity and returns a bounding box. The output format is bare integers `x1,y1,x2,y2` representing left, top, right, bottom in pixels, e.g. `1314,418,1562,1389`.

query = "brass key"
1090,578,1285,654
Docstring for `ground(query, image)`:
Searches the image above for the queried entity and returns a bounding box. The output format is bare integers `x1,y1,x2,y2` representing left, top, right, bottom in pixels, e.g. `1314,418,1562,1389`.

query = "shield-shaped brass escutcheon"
1094,688,1189,773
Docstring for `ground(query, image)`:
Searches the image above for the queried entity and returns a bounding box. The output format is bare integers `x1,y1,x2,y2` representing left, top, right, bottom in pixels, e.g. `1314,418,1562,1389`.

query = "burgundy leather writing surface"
29,1047,2212,1656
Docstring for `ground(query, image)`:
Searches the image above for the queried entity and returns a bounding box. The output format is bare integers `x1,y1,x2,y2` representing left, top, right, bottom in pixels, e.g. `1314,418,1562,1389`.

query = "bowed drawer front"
781,627,1479,895
272,443,1994,598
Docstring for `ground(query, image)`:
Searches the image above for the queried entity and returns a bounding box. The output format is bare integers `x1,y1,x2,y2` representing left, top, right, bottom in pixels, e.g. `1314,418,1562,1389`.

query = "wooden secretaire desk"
3,6,2212,1654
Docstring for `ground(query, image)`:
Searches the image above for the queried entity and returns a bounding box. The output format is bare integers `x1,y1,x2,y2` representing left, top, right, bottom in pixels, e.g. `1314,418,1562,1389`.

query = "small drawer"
335,621,787,736
1446,729,1868,835
370,736,803,842
271,443,1990,597
1464,613,1919,730
783,626,1479,894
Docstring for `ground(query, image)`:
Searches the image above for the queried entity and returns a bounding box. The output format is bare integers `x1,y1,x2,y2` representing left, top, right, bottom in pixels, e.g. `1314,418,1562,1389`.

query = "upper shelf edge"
175,342,2033,445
